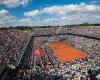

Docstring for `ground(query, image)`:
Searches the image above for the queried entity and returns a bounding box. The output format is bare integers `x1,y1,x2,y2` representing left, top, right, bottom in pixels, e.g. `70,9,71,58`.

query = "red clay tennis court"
48,42,88,63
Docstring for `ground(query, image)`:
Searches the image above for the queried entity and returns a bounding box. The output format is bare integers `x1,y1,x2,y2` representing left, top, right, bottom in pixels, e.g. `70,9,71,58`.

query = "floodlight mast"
45,26,63,46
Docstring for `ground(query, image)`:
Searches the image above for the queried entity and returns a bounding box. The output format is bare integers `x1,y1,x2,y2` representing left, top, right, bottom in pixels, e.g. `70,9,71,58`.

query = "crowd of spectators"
6,48,33,80
31,35,100,80
0,29,31,66
31,26,100,80
31,27,75,36
32,26,100,38
67,26,100,38
1,26,100,80
33,26,100,38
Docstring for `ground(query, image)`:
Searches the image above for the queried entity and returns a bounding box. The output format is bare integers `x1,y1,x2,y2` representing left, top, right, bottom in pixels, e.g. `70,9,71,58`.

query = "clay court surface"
48,42,88,63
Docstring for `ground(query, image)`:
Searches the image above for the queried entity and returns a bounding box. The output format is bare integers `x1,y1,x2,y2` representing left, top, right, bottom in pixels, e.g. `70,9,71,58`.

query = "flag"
32,48,44,59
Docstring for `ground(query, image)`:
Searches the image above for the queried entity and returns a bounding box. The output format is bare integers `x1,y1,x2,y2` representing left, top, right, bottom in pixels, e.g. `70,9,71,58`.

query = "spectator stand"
16,35,32,67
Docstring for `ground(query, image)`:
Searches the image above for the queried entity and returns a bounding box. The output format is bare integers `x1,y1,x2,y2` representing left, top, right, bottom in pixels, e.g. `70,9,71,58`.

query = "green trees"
82,23,92,26
0,26,33,31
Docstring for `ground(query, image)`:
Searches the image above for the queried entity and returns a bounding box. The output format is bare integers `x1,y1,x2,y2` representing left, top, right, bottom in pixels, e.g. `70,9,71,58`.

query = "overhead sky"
0,0,100,27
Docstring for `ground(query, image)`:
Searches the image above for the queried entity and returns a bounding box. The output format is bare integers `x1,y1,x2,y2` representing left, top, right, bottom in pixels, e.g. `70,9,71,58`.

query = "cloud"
91,0,100,4
0,9,34,27
24,3,100,25
41,18,61,26
41,3,100,25
16,18,33,26
24,10,40,17
0,9,8,15
42,3,100,16
0,3,100,27
0,0,29,7
0,9,16,27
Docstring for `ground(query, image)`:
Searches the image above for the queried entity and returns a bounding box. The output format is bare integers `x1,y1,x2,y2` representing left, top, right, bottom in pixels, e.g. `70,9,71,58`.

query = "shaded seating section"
0,64,9,80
